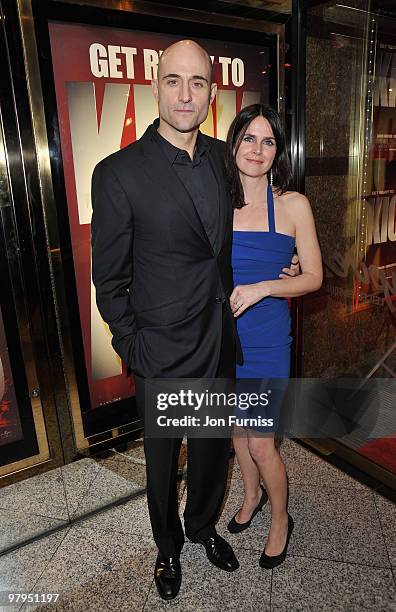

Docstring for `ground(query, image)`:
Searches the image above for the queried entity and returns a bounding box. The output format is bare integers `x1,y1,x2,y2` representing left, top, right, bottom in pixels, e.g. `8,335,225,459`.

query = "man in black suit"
92,39,240,600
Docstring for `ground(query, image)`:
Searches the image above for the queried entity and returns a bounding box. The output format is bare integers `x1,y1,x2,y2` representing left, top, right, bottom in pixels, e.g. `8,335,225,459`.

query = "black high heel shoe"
259,513,294,569
227,485,268,534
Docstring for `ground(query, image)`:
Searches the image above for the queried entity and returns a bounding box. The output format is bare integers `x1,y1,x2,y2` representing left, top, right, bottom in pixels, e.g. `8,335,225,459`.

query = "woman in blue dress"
225,104,322,568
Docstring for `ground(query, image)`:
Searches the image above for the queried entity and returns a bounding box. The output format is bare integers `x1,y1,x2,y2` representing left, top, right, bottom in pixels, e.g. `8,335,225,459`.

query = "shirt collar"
151,117,210,165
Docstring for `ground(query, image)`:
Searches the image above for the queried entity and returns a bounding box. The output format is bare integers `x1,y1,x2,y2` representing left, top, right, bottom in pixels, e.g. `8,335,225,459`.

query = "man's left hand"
279,254,300,278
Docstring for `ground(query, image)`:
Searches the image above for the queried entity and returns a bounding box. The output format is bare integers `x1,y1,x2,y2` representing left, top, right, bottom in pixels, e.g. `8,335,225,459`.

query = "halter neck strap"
267,184,276,233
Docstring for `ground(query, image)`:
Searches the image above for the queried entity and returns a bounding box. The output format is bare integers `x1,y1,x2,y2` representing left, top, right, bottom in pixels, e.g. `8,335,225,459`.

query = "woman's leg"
232,426,263,522
248,433,289,555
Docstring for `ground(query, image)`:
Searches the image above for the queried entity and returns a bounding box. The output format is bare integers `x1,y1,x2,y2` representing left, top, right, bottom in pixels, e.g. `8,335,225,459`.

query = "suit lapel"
139,125,214,254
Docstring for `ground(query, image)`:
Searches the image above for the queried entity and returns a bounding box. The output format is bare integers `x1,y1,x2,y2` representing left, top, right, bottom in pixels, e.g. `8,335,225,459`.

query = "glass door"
298,0,396,486
0,23,69,549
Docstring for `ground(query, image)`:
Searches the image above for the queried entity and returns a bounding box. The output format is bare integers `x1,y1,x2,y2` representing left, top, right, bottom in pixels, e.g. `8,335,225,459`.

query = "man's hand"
279,254,300,278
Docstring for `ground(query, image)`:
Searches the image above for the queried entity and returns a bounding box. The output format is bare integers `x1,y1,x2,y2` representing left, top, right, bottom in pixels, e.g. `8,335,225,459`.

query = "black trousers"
135,308,235,558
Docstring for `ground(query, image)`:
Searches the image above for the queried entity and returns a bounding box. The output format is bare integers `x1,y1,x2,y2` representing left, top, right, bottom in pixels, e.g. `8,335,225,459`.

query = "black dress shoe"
227,484,268,534
154,555,182,600
196,534,239,572
259,513,294,569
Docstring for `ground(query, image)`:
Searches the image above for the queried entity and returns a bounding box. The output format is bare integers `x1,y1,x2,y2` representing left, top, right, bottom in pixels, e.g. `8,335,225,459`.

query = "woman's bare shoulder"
277,190,310,207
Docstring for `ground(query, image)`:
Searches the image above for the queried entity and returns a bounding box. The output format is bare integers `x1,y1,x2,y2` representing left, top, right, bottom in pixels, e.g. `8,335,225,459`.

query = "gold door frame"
0,114,53,483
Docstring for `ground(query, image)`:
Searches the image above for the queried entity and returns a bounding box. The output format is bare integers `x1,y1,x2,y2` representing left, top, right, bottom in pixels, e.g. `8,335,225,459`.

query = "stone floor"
0,439,395,611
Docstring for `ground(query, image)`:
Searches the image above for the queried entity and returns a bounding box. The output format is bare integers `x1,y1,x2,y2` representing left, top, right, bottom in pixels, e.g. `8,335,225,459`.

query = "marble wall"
300,1,395,378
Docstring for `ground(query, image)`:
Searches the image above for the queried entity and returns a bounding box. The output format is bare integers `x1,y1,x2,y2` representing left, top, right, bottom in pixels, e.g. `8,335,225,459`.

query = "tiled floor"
0,439,395,612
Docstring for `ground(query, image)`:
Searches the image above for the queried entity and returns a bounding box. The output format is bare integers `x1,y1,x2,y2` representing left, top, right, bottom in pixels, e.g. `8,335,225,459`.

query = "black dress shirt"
153,127,220,250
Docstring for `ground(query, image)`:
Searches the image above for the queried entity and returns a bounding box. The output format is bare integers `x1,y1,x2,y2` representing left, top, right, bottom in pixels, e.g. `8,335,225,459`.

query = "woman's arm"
230,194,322,316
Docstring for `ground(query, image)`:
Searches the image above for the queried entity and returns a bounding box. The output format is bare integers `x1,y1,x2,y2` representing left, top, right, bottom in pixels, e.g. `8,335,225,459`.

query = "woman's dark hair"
225,103,293,209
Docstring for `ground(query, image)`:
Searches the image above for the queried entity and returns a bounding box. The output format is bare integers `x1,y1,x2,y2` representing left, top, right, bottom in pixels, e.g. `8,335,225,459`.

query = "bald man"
92,40,241,600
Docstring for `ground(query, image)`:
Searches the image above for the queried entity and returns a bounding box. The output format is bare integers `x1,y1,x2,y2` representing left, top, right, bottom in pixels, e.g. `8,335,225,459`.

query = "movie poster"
0,308,23,448
48,22,271,409
356,43,396,313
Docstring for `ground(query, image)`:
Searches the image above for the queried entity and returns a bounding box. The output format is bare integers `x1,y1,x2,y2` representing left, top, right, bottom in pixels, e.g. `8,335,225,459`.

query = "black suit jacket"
91,120,242,379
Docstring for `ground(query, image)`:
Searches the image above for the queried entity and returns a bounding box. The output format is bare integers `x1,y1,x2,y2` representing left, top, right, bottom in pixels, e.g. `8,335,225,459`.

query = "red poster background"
0,309,23,446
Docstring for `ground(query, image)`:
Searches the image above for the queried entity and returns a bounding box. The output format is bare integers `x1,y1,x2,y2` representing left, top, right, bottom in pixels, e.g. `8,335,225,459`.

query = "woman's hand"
230,283,270,317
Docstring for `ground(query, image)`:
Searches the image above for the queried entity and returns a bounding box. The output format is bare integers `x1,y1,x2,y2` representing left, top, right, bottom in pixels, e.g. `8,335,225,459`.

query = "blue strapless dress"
232,185,295,432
